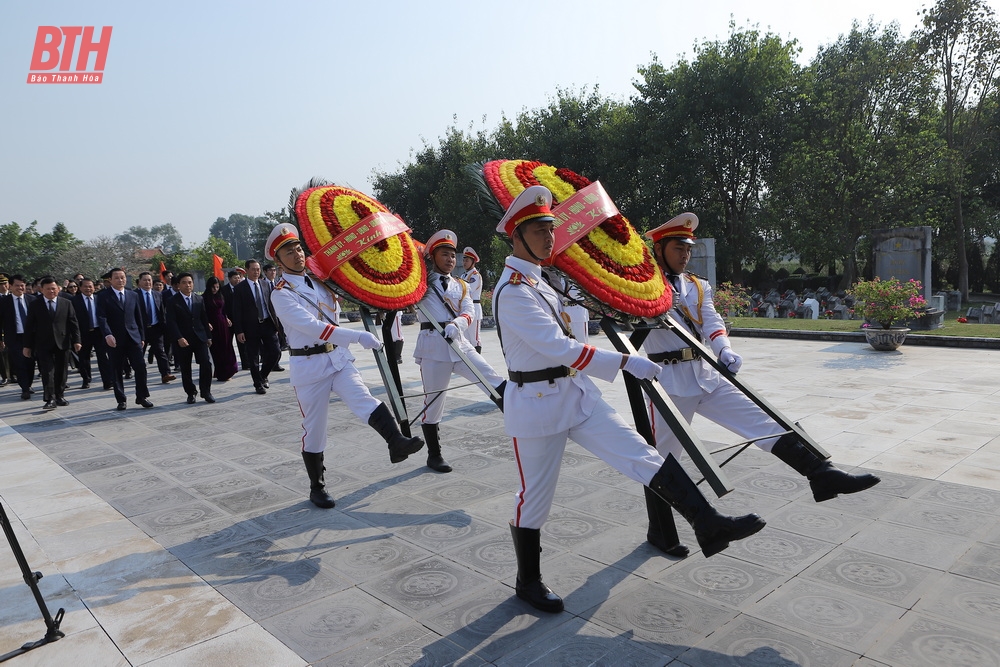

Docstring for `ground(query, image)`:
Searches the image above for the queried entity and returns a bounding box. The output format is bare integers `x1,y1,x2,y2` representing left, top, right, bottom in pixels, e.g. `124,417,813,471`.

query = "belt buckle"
567,367,577,377
681,348,694,361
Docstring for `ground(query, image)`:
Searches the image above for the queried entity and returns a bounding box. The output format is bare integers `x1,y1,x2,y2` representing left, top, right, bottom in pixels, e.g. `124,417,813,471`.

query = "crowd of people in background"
0,261,341,411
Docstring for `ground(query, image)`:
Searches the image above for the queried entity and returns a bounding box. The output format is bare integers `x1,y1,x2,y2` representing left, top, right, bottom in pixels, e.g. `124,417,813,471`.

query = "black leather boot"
643,485,689,557
648,455,766,558
301,451,335,508
509,522,563,613
771,433,881,502
475,345,482,354
421,423,452,472
392,339,404,364
368,403,424,463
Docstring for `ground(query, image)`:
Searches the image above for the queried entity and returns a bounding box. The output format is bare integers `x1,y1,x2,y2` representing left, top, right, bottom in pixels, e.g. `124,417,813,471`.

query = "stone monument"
872,226,942,329
689,238,717,288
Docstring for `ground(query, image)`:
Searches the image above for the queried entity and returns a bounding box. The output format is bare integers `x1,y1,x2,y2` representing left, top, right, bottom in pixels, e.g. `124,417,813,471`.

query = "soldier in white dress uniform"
414,231,506,473
493,186,766,614
265,224,424,508
460,246,484,353
640,212,880,554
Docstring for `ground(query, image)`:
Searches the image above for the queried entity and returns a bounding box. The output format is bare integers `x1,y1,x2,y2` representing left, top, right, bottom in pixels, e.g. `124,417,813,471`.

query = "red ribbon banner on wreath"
309,211,411,276
550,181,619,256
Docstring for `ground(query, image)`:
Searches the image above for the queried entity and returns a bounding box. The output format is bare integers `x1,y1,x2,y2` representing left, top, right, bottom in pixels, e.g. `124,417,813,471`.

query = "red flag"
159,260,168,277
213,254,224,281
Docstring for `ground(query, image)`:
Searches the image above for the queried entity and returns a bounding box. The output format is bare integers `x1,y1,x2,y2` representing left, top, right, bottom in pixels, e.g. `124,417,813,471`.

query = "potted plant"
849,277,927,351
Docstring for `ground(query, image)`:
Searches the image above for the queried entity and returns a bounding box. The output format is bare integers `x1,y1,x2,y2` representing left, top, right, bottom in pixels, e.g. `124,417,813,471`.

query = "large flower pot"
864,327,909,351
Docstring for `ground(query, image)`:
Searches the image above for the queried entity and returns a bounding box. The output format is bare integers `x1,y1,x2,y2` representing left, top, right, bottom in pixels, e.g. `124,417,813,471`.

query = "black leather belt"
258,316,272,324
508,366,572,386
473,299,481,303
649,348,701,364
289,342,337,356
420,322,450,331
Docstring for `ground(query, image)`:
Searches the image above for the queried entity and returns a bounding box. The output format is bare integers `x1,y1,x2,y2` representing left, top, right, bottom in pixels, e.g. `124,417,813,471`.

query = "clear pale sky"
2,0,993,246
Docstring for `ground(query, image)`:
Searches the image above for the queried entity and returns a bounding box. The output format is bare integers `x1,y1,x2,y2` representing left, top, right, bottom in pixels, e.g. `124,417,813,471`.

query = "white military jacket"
269,273,357,385
493,256,623,438
461,267,484,320
414,272,476,363
644,272,732,397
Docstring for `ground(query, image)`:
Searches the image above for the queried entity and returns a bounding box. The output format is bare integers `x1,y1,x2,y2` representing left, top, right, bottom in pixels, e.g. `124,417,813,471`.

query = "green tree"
0,221,80,278
771,21,942,288
919,0,1000,300
209,214,270,260
633,25,800,281
51,235,130,281
172,236,239,278
115,224,184,255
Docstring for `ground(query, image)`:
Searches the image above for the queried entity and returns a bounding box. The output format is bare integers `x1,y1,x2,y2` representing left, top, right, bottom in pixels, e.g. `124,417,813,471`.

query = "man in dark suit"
0,274,38,399
0,273,10,387
232,259,279,394
23,276,81,409
220,268,248,371
165,272,215,404
135,271,176,384
97,267,154,410
72,277,112,390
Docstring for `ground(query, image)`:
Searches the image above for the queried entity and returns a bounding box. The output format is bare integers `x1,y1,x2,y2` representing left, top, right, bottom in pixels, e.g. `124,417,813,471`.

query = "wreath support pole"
360,306,411,437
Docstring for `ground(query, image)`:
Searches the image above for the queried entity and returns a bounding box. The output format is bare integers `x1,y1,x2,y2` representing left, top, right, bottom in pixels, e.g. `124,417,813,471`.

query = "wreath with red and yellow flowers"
480,159,671,318
291,183,426,310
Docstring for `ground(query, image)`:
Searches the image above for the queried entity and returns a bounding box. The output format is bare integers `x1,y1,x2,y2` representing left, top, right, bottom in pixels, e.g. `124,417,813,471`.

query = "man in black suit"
0,274,38,399
220,268,248,371
23,276,81,409
135,271,176,384
0,273,10,387
232,259,279,394
165,272,215,404
97,267,154,410
72,277,112,390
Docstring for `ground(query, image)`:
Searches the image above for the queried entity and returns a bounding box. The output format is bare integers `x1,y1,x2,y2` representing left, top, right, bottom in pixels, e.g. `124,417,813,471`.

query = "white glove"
357,331,383,350
623,354,660,381
443,323,460,340
719,348,742,373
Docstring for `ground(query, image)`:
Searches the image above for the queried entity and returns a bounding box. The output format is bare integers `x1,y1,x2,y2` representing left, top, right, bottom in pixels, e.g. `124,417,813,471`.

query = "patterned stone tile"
316,623,479,667
881,499,991,539
394,511,495,553
76,464,172,497
912,480,1000,513
186,536,297,584
656,554,786,610
575,524,679,580
344,494,456,528
764,502,871,543
845,522,970,570
538,552,646,617
156,516,266,560
869,612,1000,667
268,512,377,554
318,535,433,581
361,556,493,615
815,490,902,519
422,584,572,663
751,579,903,653
40,443,120,463
63,453,135,474
540,508,619,549
210,483,302,516
412,478,506,507
734,472,812,501
712,488,788,518
187,472,265,498
982,521,1000,547
560,485,647,526
723,528,835,574
261,587,410,664
130,500,226,537
217,558,351,619
585,579,737,657
950,543,1000,585
148,449,216,470
680,615,858,666
108,487,199,517
801,548,939,608
914,573,1000,635
858,469,932,499
441,530,524,581
494,615,668,667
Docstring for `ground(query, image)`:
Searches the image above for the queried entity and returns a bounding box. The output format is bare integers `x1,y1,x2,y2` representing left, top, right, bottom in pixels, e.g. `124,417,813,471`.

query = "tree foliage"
115,224,184,255
0,221,80,278
51,235,130,280
209,213,271,261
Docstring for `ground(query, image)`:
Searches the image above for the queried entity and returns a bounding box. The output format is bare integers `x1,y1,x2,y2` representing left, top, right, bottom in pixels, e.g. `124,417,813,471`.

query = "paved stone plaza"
2,325,1000,666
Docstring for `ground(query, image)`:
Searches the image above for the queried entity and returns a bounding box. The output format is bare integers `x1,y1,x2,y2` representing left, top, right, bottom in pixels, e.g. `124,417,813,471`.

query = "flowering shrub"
957,317,968,323
849,278,927,330
481,289,493,317
713,282,753,317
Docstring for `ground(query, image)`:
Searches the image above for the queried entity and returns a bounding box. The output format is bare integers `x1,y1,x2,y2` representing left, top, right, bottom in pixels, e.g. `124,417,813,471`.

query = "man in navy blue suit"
165,272,215,404
72,277,112,390
135,271,175,384
97,267,154,410
0,274,38,399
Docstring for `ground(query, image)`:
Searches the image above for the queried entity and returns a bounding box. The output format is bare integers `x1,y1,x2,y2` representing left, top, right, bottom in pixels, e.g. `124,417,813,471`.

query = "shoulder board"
685,271,708,282
508,272,524,285
274,279,288,290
